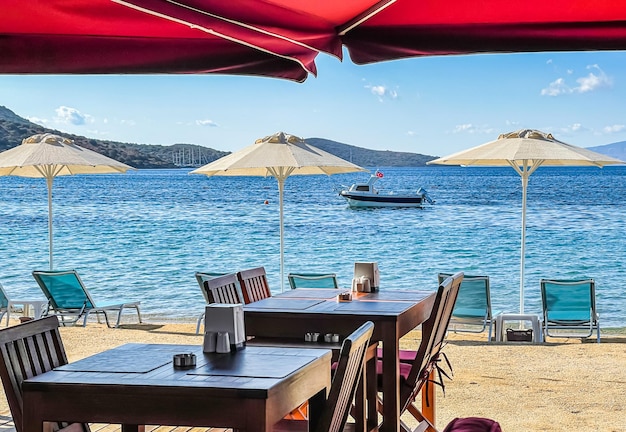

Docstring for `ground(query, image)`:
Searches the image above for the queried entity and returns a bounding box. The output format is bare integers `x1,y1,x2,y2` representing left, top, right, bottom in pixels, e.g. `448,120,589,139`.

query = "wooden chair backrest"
0,316,89,432
195,272,228,303
315,321,374,432
204,273,245,304
237,267,272,304
402,272,463,406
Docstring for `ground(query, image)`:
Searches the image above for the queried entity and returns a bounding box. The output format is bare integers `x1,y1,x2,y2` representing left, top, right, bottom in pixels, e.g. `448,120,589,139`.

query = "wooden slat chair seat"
0,316,90,432
237,267,272,304
377,272,464,432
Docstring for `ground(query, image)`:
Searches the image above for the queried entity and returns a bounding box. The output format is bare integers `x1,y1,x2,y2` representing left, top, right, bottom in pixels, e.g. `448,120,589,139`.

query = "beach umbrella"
191,131,366,291
428,129,624,314
0,133,135,270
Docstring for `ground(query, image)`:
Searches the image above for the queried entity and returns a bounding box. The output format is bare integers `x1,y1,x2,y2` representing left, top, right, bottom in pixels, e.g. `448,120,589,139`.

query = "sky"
1,50,626,157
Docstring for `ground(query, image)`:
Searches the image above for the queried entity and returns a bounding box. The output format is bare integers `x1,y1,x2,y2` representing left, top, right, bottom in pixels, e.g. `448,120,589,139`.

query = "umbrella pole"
520,171,528,315
46,176,54,271
512,159,543,315
277,177,285,292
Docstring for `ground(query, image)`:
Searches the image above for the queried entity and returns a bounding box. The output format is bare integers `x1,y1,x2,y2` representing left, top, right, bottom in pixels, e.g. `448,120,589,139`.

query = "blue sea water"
0,166,624,327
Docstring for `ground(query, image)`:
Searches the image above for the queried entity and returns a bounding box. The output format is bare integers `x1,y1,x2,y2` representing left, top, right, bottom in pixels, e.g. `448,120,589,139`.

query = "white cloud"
54,106,93,125
27,116,48,126
541,78,570,96
541,65,611,96
365,84,399,101
559,123,588,134
196,119,218,127
603,124,626,134
450,124,495,135
576,65,611,93
407,131,417,136
120,119,136,126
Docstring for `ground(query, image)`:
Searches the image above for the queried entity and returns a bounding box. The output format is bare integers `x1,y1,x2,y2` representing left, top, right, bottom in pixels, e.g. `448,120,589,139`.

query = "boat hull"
340,192,427,208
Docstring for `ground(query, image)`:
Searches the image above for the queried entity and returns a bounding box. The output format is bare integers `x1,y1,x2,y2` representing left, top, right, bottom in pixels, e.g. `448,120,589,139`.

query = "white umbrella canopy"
0,133,135,270
191,131,367,291
428,129,624,314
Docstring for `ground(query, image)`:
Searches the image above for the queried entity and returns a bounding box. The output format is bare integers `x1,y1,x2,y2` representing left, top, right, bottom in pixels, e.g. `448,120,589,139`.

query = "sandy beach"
2,319,625,431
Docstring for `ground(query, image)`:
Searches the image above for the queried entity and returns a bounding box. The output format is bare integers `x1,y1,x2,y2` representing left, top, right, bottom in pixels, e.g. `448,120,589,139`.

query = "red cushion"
376,347,417,363
376,359,412,389
443,417,502,432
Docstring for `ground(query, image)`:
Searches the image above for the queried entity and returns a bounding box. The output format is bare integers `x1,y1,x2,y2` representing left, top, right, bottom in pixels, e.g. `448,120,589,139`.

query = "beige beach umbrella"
0,133,135,270
428,129,624,314
191,131,367,291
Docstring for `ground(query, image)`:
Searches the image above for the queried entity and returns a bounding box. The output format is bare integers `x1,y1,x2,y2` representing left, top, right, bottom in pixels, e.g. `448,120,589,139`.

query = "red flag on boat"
375,170,384,178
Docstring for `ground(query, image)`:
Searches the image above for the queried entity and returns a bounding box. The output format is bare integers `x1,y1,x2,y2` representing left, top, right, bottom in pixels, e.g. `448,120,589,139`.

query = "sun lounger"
438,273,501,341
32,270,142,328
540,278,600,343
0,282,48,326
287,272,339,289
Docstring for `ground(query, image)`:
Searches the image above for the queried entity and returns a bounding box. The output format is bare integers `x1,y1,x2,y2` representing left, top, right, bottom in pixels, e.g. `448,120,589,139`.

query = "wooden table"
22,343,331,432
244,288,436,432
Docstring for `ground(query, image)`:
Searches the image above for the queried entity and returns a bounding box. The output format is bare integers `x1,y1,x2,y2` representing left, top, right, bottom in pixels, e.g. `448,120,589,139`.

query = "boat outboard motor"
417,188,435,204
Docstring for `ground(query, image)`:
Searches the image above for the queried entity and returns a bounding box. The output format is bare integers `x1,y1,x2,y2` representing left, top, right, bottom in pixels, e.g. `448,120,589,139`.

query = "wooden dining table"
244,288,436,432
22,343,331,432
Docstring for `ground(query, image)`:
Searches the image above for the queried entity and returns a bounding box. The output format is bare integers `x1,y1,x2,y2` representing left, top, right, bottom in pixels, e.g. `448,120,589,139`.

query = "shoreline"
2,318,625,430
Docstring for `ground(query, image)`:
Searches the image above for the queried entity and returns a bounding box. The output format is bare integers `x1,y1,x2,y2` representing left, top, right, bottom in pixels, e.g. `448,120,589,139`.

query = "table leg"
121,425,145,432
308,388,327,432
380,325,400,432
366,347,378,432
354,363,367,432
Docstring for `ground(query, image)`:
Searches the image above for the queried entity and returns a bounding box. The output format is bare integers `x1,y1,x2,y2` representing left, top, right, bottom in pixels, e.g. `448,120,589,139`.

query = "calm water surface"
0,166,624,327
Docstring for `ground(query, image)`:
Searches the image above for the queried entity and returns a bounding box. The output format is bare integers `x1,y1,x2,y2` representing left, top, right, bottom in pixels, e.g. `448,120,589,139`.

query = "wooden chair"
237,266,272,304
0,316,90,432
376,272,464,432
275,321,375,432
194,271,228,334
205,273,245,304
194,273,242,334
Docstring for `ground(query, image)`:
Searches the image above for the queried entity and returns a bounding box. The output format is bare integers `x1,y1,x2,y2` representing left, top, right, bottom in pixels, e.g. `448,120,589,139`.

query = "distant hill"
587,141,626,161
0,105,437,169
6,105,621,168
306,138,436,166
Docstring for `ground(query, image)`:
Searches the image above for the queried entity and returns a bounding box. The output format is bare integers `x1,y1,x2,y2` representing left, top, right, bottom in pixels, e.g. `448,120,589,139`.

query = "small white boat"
338,171,434,208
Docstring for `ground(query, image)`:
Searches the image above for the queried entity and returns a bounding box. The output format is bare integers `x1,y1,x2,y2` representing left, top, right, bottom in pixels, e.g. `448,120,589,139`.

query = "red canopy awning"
340,0,626,64
0,0,322,82
3,0,626,80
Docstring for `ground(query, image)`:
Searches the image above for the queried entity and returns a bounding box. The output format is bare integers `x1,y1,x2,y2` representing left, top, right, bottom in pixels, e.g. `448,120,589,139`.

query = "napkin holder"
354,262,379,292
204,303,246,351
